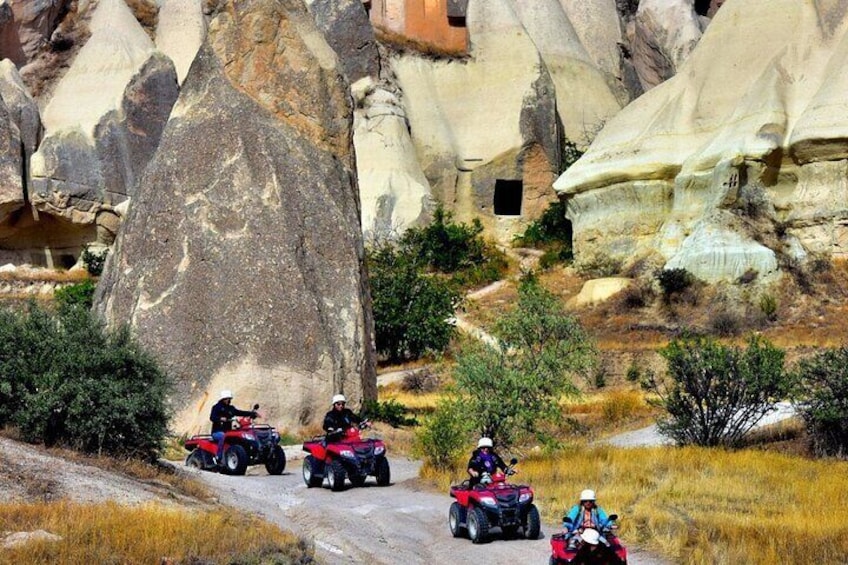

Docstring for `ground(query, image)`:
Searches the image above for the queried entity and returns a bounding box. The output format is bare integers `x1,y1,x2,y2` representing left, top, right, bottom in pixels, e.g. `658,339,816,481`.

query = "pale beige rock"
567,277,632,308
630,0,702,90
155,0,205,84
2,530,62,549
559,0,622,78
555,0,848,281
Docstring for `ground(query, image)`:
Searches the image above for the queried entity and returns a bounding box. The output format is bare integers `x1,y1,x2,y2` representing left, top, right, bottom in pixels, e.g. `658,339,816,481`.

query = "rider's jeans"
212,431,226,461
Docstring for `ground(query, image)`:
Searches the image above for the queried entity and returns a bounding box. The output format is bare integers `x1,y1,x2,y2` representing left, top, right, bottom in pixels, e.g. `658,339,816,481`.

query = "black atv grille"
354,445,374,457
496,492,518,506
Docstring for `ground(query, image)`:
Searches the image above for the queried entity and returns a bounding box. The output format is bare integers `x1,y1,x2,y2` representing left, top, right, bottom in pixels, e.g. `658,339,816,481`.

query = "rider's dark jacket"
467,448,508,485
323,407,362,435
210,401,256,434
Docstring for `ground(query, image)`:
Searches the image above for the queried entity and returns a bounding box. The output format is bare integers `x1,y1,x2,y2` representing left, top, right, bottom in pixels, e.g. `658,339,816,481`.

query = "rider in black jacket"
323,394,368,440
467,437,509,487
209,390,257,466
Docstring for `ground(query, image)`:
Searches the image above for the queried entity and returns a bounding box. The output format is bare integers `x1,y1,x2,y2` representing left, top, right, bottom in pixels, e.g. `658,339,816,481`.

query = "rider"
563,489,611,548
322,394,369,441
466,437,509,487
209,390,258,468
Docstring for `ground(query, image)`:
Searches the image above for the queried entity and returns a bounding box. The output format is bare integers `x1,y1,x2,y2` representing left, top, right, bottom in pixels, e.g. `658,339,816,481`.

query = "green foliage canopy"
794,347,848,457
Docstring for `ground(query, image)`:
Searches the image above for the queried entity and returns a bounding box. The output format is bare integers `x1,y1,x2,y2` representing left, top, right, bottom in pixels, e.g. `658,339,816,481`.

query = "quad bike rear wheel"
185,449,208,470
449,502,466,538
302,455,323,488
223,445,248,475
327,460,346,491
375,456,390,486
265,445,286,475
350,473,367,487
467,506,490,544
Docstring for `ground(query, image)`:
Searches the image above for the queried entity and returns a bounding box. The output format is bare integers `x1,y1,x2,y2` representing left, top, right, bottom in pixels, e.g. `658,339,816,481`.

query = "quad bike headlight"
242,433,256,442
479,496,498,507
374,446,385,455
340,449,355,458
519,492,532,503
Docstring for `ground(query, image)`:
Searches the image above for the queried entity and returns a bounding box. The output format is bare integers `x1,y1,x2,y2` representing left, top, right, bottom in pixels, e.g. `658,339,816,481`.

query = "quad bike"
301,420,390,491
550,515,627,564
448,458,541,543
184,404,287,476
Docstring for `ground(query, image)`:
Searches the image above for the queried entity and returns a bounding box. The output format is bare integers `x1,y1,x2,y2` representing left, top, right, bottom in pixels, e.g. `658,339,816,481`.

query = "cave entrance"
493,179,523,216
694,0,711,16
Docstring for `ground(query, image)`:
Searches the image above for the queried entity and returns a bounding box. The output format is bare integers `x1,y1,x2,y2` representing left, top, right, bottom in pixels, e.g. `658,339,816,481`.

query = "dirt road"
182,450,668,565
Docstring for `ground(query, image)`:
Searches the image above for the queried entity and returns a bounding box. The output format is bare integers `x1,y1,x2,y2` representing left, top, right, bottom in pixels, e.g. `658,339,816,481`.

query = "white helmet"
219,390,233,401
477,437,493,449
580,528,600,545
580,489,596,501
332,394,347,405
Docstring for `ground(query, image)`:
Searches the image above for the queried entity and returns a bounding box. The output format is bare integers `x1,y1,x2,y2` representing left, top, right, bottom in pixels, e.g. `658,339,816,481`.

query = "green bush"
367,244,461,363
81,246,108,277
574,252,622,278
794,347,848,457
449,277,596,447
0,302,171,459
54,280,97,310
362,398,418,427
655,268,694,300
645,334,791,447
400,205,487,273
414,397,471,470
759,293,778,321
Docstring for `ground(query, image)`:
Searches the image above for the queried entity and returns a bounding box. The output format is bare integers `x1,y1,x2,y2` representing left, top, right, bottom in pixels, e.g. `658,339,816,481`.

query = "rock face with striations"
555,0,848,283
95,0,375,434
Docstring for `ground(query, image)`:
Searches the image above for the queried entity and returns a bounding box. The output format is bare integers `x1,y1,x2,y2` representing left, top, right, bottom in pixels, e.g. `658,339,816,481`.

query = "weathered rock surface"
555,0,848,282
0,0,72,66
95,0,375,434
155,0,205,84
30,0,177,231
307,0,379,83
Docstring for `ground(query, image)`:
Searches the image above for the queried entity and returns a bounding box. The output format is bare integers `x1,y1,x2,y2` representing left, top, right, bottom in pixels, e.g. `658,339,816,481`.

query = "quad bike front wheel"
525,504,541,540
375,456,390,486
350,473,367,487
327,460,346,491
265,445,286,475
223,445,248,475
467,506,490,544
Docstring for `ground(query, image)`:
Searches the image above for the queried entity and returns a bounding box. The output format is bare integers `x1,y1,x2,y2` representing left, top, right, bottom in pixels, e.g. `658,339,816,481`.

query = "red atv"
448,459,541,543
550,515,627,565
184,404,287,476
301,420,390,491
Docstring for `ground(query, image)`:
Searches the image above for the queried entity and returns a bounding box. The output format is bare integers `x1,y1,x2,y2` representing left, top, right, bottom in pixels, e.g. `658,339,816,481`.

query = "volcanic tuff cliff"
3,0,848,429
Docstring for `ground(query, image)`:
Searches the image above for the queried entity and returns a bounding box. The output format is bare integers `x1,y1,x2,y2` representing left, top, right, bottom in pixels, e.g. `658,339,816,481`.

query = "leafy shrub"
448,277,596,447
644,334,791,447
400,205,486,273
401,368,440,393
513,200,572,248
0,303,170,458
415,397,471,470
617,280,653,309
709,309,742,337
574,252,622,278
54,280,96,310
655,268,694,301
81,246,108,277
362,399,417,427
626,362,642,383
794,347,848,457
759,293,778,322
561,137,584,173
367,244,460,363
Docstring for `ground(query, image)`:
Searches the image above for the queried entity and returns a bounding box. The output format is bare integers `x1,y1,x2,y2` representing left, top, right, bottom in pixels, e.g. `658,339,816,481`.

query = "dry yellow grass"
0,500,312,564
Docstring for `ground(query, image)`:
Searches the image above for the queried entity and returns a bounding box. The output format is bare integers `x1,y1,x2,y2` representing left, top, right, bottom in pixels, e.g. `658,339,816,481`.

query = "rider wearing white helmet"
466,437,509,487
322,393,369,440
563,488,611,548
209,389,258,468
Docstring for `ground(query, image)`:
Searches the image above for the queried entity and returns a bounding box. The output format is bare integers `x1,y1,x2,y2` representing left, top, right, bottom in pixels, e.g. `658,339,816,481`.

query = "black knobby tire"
185,449,206,470
525,504,541,540
265,445,286,475
375,456,390,486
350,473,367,487
549,557,558,565
327,459,346,491
223,444,248,475
302,455,323,488
467,506,490,544
449,502,466,538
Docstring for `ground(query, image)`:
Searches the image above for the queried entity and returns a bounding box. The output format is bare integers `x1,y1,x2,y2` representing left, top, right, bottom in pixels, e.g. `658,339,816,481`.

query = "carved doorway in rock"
493,179,523,216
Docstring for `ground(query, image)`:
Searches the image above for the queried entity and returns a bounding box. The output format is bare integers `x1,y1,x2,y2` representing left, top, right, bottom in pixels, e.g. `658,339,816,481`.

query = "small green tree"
794,347,848,457
368,244,460,362
450,276,596,447
400,205,487,273
55,280,97,310
645,334,791,447
414,397,472,470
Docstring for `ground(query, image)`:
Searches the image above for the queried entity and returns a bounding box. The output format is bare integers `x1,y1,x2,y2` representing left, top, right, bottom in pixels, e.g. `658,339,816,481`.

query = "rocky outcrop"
30,0,177,233
307,0,379,82
155,0,205,84
554,0,848,283
0,0,72,67
95,0,375,434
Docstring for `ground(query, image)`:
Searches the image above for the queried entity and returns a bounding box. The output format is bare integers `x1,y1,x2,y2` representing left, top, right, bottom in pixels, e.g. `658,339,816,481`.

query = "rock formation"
555,0,848,283
95,0,375,434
